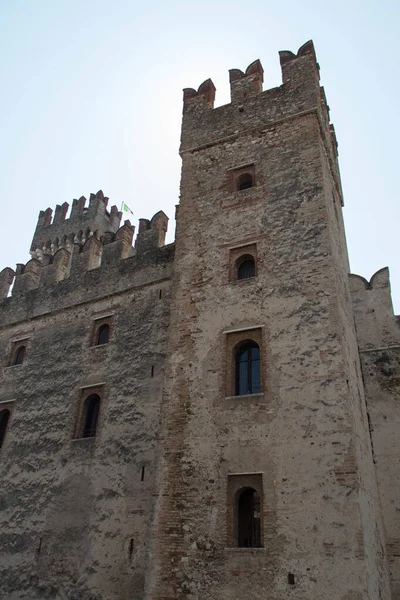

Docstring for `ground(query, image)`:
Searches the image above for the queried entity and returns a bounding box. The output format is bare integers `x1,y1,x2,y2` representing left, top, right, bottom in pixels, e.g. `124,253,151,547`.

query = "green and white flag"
122,202,134,215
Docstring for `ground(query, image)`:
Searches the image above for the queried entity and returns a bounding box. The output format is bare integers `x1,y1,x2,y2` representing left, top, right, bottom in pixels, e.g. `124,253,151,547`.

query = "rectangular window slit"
129,538,134,559
159,289,162,299
151,365,154,377
141,465,145,481
37,538,42,554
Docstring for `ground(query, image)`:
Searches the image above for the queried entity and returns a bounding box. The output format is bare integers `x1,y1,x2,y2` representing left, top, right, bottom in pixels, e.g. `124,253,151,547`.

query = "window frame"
74,385,104,441
81,394,101,438
228,243,257,283
237,172,254,191
7,338,29,367
236,254,256,280
90,315,114,347
237,487,262,548
96,323,110,346
227,473,264,548
225,327,263,398
229,163,256,194
235,340,261,396
0,401,15,451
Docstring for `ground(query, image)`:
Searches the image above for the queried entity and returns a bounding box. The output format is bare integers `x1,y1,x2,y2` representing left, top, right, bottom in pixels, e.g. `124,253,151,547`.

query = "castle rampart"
0,41,398,600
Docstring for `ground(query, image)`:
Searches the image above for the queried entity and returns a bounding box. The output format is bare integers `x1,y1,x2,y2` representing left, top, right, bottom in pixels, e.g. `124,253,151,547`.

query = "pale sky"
1,0,399,308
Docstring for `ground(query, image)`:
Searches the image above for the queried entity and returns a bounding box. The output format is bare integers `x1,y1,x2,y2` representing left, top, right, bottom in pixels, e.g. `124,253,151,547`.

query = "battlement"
180,40,332,154
30,190,122,261
0,206,171,314
350,268,400,350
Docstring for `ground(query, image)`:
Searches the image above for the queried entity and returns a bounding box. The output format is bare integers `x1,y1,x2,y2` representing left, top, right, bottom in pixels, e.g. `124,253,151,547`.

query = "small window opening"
237,173,253,191
151,365,154,378
159,289,162,299
82,394,100,438
37,538,42,554
288,573,295,585
237,256,255,280
235,341,261,396
141,466,145,482
96,324,110,346
129,538,134,559
14,345,26,366
0,409,11,448
237,487,262,547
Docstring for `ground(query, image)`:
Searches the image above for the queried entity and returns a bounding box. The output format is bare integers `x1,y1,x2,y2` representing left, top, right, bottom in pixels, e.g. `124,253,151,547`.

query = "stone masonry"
0,41,398,600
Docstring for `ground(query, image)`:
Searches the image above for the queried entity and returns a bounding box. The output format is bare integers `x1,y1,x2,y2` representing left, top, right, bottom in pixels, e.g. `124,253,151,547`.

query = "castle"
0,40,399,600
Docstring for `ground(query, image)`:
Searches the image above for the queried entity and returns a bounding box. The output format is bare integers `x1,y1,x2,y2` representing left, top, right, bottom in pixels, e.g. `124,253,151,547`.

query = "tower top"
30,190,122,261
179,40,333,159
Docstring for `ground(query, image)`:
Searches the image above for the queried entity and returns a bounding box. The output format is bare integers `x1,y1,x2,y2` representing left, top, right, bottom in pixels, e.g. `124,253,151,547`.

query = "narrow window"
235,341,260,395
96,324,110,346
82,394,100,438
237,487,261,548
0,409,11,448
14,346,26,366
237,255,255,280
237,173,253,191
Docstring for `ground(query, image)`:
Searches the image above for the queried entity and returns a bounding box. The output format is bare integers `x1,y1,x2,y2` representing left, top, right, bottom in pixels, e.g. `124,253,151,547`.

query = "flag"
122,202,134,216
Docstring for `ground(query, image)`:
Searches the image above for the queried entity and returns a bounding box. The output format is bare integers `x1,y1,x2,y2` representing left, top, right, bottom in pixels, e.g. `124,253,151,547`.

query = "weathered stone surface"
0,41,397,600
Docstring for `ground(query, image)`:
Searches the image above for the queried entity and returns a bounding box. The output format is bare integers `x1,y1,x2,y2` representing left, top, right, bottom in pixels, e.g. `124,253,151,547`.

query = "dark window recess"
237,173,253,191
82,394,100,438
0,409,10,448
96,324,110,345
37,538,42,554
288,573,295,585
159,289,162,299
141,466,145,481
14,346,26,366
151,365,154,377
129,538,134,559
237,488,262,547
238,257,255,280
235,341,261,395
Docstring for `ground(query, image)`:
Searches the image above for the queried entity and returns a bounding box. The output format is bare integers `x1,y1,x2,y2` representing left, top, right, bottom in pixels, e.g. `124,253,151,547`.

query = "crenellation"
279,39,319,84
30,190,123,260
70,195,86,218
53,202,69,224
350,268,400,350
0,41,397,600
181,42,324,154
183,78,216,111
39,248,71,287
12,258,41,295
135,211,169,255
0,267,15,299
229,59,264,104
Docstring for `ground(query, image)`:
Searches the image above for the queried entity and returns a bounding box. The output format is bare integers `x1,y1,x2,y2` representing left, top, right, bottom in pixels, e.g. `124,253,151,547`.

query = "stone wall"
0,40,397,600
350,269,400,599
147,41,391,600
0,209,174,599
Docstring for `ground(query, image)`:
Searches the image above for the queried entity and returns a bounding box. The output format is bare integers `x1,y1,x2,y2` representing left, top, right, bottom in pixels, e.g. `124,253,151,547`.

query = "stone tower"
0,41,398,600
147,41,391,599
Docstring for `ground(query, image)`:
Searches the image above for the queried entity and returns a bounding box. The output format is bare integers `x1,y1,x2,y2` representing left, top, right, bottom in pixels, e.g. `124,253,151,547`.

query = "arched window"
14,346,25,366
237,487,262,547
237,255,255,280
235,341,260,395
96,324,110,345
237,173,253,191
82,394,100,438
0,409,10,449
